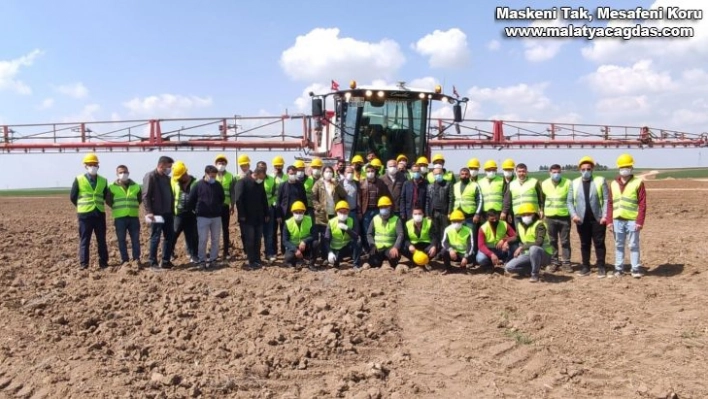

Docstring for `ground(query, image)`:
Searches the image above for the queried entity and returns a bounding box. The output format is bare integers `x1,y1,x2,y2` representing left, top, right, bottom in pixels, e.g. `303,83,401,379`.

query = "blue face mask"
208,177,216,184
551,173,561,182
581,170,592,180
434,174,443,182
411,172,420,180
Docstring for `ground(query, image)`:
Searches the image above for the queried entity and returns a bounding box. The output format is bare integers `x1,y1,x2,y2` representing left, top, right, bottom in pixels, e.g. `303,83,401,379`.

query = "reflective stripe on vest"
517,220,553,255
216,172,233,205
405,218,432,245
328,216,354,250
453,181,479,214
264,175,277,206
572,176,604,207
373,215,399,249
509,178,539,214
171,178,197,214
76,174,107,213
108,182,140,218
478,176,504,212
285,215,313,245
445,225,472,254
304,176,315,207
541,177,570,217
481,221,508,247
611,178,642,220
427,170,455,184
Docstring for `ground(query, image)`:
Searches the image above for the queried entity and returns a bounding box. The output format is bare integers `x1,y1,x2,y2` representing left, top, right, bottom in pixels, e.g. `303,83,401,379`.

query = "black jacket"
234,175,270,225
142,169,174,216
277,180,307,220
188,179,225,218
426,180,454,215
399,178,429,220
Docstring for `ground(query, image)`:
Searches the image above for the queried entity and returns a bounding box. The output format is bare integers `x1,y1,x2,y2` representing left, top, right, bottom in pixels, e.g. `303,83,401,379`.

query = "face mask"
452,222,462,231
619,168,632,177
411,172,420,180
338,167,345,174
293,213,304,222
434,174,443,182
208,177,216,184
296,171,305,179
503,171,513,178
255,178,263,184
581,170,592,180
354,165,362,172
420,167,428,174
486,171,496,179
86,166,98,175
288,174,297,183
337,212,348,221
164,168,172,176
366,172,375,180
118,173,129,182
522,216,534,225
216,164,226,172
345,173,354,181
387,166,397,175
312,169,322,177
461,177,470,183
551,173,561,182
323,171,333,181
379,208,390,217
412,214,423,223
470,170,479,177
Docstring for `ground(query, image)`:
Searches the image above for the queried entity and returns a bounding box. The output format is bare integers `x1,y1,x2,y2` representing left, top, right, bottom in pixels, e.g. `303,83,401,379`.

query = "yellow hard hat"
432,154,445,163
335,200,349,212
293,160,306,169
412,250,429,267
311,158,323,168
377,196,393,207
237,154,250,166
578,156,595,167
617,153,634,168
82,153,99,164
396,154,408,162
172,161,187,180
272,155,285,167
449,210,465,222
415,156,429,166
467,158,481,169
351,155,364,164
502,159,515,170
214,154,228,163
370,158,383,168
483,160,498,170
517,203,537,215
291,201,307,212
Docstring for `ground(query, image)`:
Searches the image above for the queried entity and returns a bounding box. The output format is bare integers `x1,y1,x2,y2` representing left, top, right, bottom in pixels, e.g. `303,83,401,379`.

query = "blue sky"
1,0,706,188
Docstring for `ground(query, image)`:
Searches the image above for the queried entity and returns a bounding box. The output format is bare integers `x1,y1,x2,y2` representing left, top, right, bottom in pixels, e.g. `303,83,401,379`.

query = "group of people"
71,150,647,281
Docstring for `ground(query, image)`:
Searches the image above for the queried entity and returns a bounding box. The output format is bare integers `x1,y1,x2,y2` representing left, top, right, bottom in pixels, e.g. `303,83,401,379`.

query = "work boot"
597,265,607,279
577,265,590,276
530,274,540,283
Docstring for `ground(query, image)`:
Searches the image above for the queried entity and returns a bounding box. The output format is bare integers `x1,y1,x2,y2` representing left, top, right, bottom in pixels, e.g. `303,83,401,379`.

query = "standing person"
234,166,270,269
335,158,347,181
277,165,308,223
188,165,224,269
541,164,572,273
312,165,347,258
106,164,142,265
381,159,406,217
427,154,456,184
351,155,365,181
608,153,647,278
214,154,236,261
339,165,360,227
70,153,109,269
358,163,392,253
502,163,544,226
399,164,428,221
567,156,610,277
426,165,454,248
258,161,279,264
501,158,516,223
452,167,483,244
143,156,176,269
479,160,505,214
271,156,287,256
170,161,199,264
467,158,481,182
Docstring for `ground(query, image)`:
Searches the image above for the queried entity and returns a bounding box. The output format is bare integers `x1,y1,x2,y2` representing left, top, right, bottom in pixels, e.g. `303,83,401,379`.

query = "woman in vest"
323,201,361,269
441,210,474,273
504,203,553,282
283,201,318,269
366,196,404,268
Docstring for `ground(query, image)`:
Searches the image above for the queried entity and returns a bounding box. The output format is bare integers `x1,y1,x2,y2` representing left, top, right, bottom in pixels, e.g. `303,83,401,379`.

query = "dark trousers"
263,206,277,258
576,218,607,267
361,208,378,252
149,213,175,264
173,212,198,259
284,240,319,266
329,242,361,267
369,246,400,268
443,250,473,268
274,210,285,255
79,214,108,266
241,223,263,264
431,210,450,242
546,216,571,264
114,216,140,262
463,215,480,262
402,242,436,260
220,205,232,257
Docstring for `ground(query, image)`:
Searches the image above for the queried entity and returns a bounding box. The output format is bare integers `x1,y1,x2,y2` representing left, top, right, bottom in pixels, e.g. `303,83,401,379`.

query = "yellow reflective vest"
76,174,107,214
480,221,508,247
108,182,140,218
453,181,480,215
444,224,472,254
611,178,642,220
478,176,504,212
509,178,539,215
405,218,432,245
517,220,553,255
372,215,399,249
216,171,233,206
328,216,354,250
285,215,313,245
541,177,570,217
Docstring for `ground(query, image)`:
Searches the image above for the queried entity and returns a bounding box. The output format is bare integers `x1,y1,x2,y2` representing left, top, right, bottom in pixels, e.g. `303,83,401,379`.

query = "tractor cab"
310,80,466,165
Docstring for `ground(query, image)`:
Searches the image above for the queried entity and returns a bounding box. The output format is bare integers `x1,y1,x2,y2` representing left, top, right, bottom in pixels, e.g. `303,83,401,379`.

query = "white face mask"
420,166,428,174
293,213,304,222
469,170,479,177
337,212,348,221
619,168,632,177
522,216,534,225
323,171,333,181
296,171,305,179
412,214,423,223
452,222,462,231
118,173,129,182
255,178,264,184
312,169,322,177
503,171,513,178
366,171,375,180
486,171,496,179
216,164,226,172
345,173,354,181
164,167,172,176
86,166,98,175
379,208,390,217
387,166,397,175
288,174,297,183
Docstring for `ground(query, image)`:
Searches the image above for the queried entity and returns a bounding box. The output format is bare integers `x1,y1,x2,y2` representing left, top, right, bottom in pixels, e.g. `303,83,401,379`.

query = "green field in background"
0,188,70,197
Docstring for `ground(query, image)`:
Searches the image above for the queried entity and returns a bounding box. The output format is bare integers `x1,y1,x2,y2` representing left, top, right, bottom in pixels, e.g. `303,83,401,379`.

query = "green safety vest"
480,221,508,246
572,176,605,207
478,176,504,212
372,215,399,249
304,176,315,208
541,177,570,217
509,178,539,215
216,171,233,206
285,215,313,245
427,170,455,184
453,181,480,214
405,218,432,245
76,174,107,214
611,178,642,220
171,177,197,214
444,224,472,254
108,182,140,218
517,220,553,255
328,216,354,250
263,175,277,207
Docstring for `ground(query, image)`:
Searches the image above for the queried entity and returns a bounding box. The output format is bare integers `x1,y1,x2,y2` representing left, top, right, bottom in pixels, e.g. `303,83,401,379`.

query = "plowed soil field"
1,179,707,398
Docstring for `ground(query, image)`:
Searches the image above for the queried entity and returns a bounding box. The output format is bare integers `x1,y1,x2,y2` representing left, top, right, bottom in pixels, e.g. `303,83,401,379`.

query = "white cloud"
487,40,501,51
407,77,439,91
54,82,89,99
280,28,405,82
293,83,332,113
123,94,213,117
523,18,567,62
38,98,54,110
0,49,42,95
468,83,552,111
62,104,101,123
596,96,651,113
583,60,675,96
412,28,471,68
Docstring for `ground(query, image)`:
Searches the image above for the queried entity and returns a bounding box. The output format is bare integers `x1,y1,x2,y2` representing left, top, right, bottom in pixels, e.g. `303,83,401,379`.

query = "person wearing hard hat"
426,164,454,249
187,165,225,269
399,164,429,222
504,203,552,282
234,166,270,269
396,154,408,175
502,163,544,226
541,164,572,273
479,160,505,215
169,161,199,264
441,210,474,273
106,164,143,266
415,156,430,177
358,162,392,253
351,155,365,181
567,156,610,277
366,196,404,269
214,154,236,261
467,158,481,182
452,167,483,262
403,206,437,269
277,165,308,225
381,159,406,217
312,165,347,259
501,158,516,185
283,201,318,269
323,200,361,268
427,154,456,184
70,153,110,269
142,155,176,269
607,153,647,278
257,161,279,264
236,154,252,179
475,208,517,272
271,156,287,256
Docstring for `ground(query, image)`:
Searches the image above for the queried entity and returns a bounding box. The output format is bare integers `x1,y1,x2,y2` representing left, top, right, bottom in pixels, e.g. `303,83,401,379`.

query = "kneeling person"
505,204,552,282
323,200,361,268
367,196,404,268
283,201,318,268
476,208,517,271
442,210,474,272
403,206,438,266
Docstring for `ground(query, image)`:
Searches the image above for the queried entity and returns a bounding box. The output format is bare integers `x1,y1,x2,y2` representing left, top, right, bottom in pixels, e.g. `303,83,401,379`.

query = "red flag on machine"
331,80,340,91
452,85,460,98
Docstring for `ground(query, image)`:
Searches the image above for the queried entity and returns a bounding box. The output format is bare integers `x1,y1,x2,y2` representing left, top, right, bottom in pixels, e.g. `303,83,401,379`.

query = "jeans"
476,246,515,269
79,214,109,266
263,206,277,258
220,205,232,257
114,216,140,262
546,216,571,264
149,213,175,264
613,219,641,271
361,209,378,252
463,215,480,260
505,246,551,277
241,223,263,264
577,217,606,268
197,216,221,262
173,212,198,260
